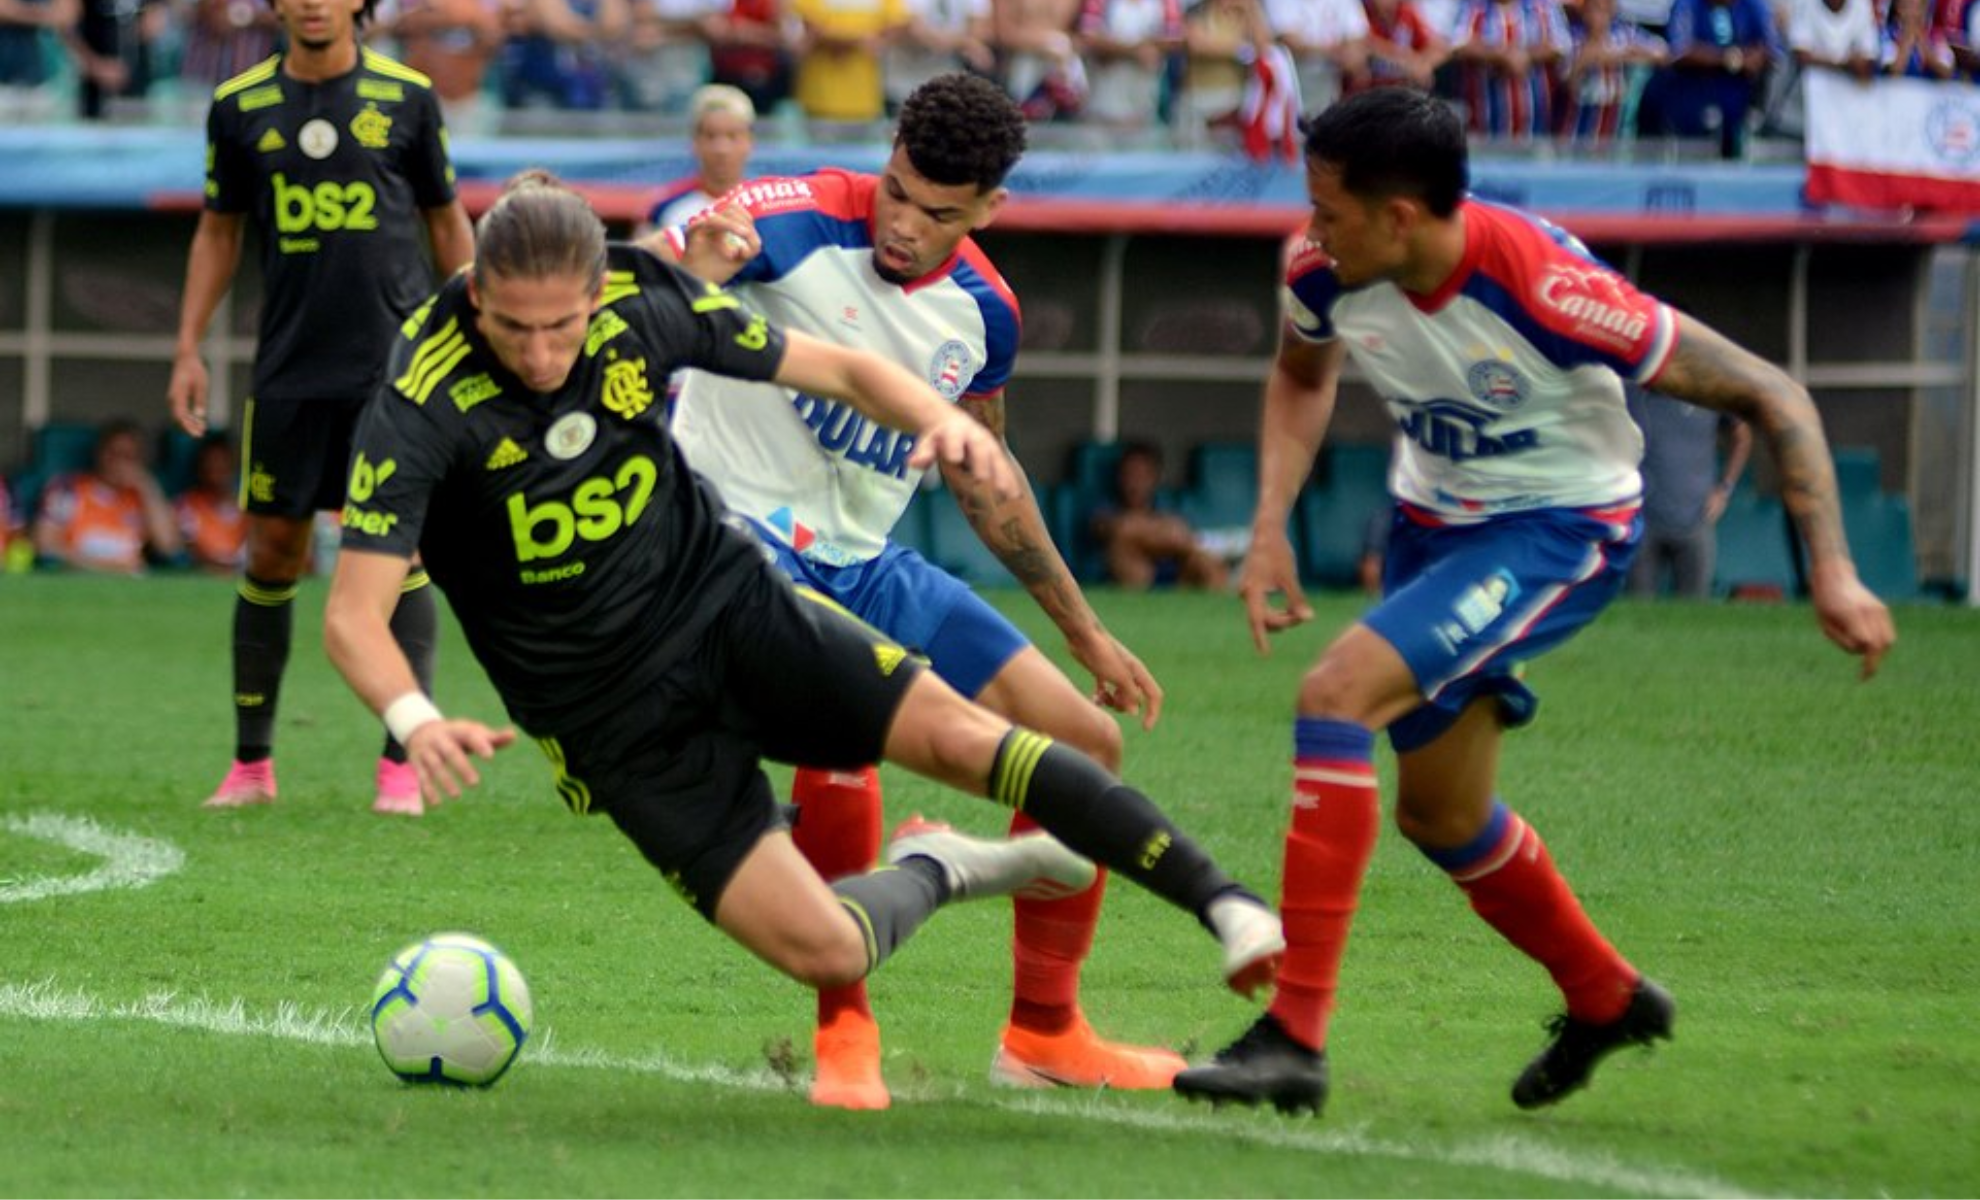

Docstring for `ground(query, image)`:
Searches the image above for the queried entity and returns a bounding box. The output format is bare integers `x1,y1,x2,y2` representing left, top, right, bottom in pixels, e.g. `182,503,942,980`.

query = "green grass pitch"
1,574,1975,1197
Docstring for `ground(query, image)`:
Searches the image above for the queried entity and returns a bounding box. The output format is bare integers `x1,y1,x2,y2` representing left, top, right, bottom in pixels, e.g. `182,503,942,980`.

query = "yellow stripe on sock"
837,897,880,973
991,730,1053,810
237,578,299,606
400,568,432,594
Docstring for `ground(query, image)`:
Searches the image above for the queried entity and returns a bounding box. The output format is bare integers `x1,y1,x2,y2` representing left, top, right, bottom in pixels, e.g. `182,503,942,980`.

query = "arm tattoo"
943,392,1098,628
1654,315,1850,566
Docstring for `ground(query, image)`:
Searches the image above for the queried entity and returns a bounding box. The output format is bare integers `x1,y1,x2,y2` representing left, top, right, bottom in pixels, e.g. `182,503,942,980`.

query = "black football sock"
829,857,948,977
232,575,298,763
988,730,1240,926
381,570,439,764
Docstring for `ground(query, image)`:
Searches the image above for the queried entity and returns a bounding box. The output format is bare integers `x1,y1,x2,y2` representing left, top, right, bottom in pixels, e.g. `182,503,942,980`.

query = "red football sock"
1448,807,1637,1023
1268,721,1382,1052
793,766,882,1025
1006,810,1104,1035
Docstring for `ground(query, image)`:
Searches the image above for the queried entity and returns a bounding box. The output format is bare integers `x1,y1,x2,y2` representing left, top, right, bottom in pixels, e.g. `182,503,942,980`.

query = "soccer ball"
370,932,533,1087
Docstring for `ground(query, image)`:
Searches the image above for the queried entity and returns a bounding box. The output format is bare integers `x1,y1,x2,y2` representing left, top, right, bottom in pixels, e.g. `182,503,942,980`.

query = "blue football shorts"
1364,503,1642,754
743,518,1030,700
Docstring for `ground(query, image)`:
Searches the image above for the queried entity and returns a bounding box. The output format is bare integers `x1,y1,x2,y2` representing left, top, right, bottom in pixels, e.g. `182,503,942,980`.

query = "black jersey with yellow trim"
206,47,457,403
342,243,792,735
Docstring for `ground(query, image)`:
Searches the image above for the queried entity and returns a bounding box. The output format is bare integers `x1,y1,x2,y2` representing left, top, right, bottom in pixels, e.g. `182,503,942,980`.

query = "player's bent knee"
1296,664,1367,721
1055,706,1122,773
761,920,870,988
1392,797,1488,851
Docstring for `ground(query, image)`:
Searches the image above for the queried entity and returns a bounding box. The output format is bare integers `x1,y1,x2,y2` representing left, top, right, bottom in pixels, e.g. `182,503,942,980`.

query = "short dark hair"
473,170,608,289
1301,90,1467,218
896,73,1028,193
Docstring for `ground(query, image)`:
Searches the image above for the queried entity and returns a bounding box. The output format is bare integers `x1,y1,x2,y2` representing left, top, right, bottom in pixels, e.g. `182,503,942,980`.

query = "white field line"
0,979,1760,1199
0,812,186,904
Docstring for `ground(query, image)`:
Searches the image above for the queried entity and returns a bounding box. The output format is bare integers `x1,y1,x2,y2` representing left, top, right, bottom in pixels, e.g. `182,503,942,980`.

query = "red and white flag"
1805,71,1980,211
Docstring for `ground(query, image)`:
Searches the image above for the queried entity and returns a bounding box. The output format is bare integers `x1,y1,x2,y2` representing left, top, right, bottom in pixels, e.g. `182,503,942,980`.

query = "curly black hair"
896,73,1028,194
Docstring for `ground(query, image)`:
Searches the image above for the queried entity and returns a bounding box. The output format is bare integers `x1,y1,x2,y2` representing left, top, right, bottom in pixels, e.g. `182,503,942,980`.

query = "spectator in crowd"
886,0,995,112
32,419,181,574
174,433,246,575
378,0,506,129
1074,0,1180,127
1788,0,1875,78
0,475,24,572
176,0,283,101
637,83,757,236
705,0,796,113
1449,0,1570,139
1769,0,1872,133
994,0,1088,119
617,0,722,113
1180,0,1275,138
1347,0,1447,92
69,0,166,118
1941,0,1980,70
176,0,283,91
1626,384,1751,599
1088,441,1231,590
1564,0,1664,142
1265,0,1369,112
1883,0,1955,75
1,0,74,121
500,0,629,109
791,0,907,121
1652,0,1778,157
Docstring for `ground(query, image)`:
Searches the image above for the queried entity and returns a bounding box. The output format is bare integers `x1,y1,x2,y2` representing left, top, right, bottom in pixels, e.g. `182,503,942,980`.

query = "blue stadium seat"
12,422,100,521
918,479,1016,588
1177,442,1258,535
1055,440,1128,583
1832,447,1882,503
1294,442,1392,588
1843,492,1921,603
31,422,97,477
1712,487,1800,599
157,428,209,498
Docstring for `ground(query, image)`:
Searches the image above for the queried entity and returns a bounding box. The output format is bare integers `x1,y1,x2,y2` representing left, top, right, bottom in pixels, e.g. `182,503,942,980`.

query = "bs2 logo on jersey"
507,454,660,570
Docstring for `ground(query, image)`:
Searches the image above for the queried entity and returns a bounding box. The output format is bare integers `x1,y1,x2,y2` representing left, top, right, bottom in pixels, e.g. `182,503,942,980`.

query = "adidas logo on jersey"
257,128,287,153
485,438,529,470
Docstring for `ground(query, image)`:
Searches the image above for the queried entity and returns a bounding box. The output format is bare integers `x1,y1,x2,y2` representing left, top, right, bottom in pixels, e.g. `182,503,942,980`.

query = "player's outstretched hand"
1238,528,1313,656
1809,561,1896,680
1071,630,1165,731
910,411,1018,500
679,202,759,283
404,719,519,807
168,351,211,437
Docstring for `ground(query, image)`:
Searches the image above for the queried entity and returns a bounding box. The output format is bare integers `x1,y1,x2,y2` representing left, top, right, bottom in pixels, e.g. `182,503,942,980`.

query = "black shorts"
239,395,368,517
536,568,925,920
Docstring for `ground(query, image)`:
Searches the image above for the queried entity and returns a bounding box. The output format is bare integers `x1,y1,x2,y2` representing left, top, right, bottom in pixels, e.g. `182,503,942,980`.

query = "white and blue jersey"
1287,199,1675,522
1288,200,1680,750
667,169,1021,568
666,169,1029,697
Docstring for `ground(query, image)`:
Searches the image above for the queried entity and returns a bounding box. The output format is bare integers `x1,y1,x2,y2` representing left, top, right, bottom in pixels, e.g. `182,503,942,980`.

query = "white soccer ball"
370,932,533,1087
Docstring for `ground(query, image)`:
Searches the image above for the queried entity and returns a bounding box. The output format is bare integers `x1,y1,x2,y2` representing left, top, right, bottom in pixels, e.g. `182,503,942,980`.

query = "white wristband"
383,692,444,746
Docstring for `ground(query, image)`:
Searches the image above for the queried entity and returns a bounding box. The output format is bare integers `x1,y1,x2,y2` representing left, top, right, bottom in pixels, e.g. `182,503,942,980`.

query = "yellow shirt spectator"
794,0,909,120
